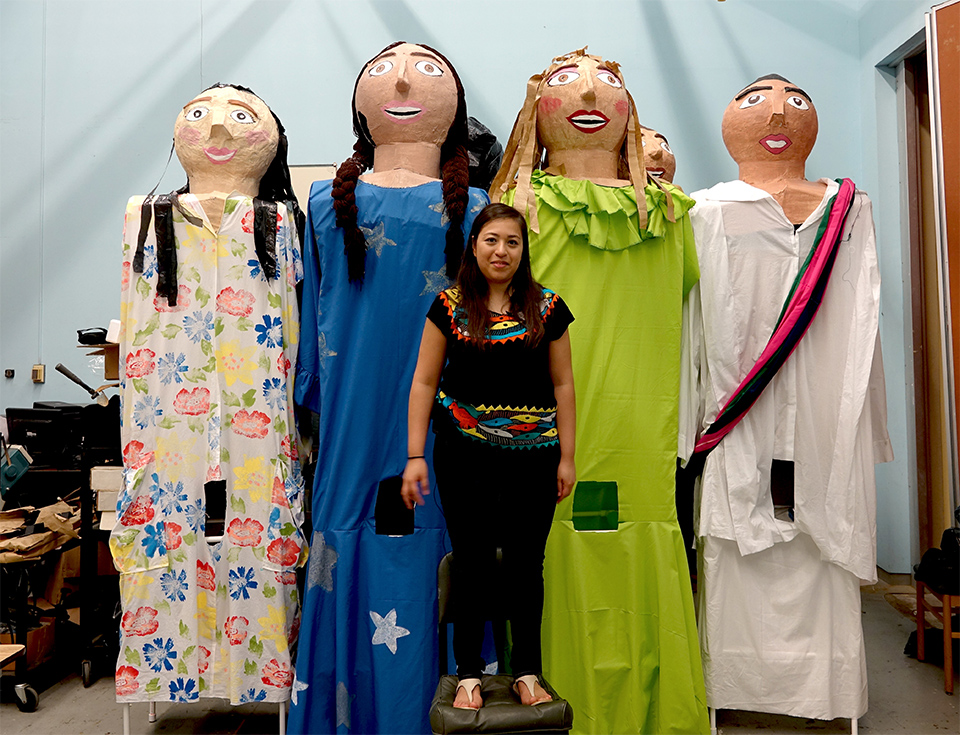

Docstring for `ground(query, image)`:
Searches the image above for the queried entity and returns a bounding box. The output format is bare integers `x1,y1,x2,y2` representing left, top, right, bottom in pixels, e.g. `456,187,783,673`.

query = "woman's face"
721,77,818,167
641,127,676,183
174,86,279,184
536,56,629,155
355,43,458,148
472,217,524,287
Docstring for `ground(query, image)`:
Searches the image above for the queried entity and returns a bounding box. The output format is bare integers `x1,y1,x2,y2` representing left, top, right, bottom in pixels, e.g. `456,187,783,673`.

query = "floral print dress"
111,193,306,705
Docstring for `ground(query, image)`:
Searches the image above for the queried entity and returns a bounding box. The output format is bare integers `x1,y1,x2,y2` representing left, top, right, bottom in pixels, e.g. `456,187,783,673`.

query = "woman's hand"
556,457,575,503
401,458,430,509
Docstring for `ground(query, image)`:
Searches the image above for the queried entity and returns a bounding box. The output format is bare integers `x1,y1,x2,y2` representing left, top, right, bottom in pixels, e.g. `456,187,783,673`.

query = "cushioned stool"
429,552,574,734
430,674,573,734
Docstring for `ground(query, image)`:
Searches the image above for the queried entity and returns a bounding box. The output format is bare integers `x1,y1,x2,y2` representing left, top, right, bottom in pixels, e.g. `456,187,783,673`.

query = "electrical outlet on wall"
31,364,45,383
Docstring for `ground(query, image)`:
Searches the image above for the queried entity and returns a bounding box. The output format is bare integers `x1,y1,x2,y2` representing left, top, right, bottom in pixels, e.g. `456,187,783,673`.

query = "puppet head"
334,42,471,284
640,126,676,184
174,84,280,196
721,74,818,175
489,48,648,232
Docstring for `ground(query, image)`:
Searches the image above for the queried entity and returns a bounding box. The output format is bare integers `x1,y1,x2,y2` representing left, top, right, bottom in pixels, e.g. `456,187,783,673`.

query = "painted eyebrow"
410,51,445,67
655,133,669,142
182,96,212,110
784,86,812,101
734,85,772,101
228,99,258,115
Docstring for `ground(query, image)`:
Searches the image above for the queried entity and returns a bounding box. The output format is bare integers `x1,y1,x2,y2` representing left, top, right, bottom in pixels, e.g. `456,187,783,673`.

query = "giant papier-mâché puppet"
288,42,487,734
112,84,307,706
490,48,709,735
683,74,891,721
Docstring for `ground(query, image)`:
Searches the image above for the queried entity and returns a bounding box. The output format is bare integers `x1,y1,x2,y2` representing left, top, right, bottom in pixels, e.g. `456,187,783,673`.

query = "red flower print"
216,286,255,317
271,476,290,507
120,496,155,526
276,570,297,586
227,518,263,547
241,209,282,234
261,659,293,688
173,387,211,416
116,665,140,696
125,349,156,378
277,352,290,377
123,440,154,469
224,615,249,645
153,285,192,312
266,538,300,567
206,465,222,482
280,435,297,461
198,646,211,674
164,521,183,550
197,561,216,591
121,607,159,637
232,409,271,439
121,261,131,291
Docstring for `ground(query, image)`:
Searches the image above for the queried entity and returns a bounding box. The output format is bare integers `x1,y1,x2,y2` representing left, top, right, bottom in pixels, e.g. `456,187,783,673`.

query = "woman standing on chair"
402,202,576,711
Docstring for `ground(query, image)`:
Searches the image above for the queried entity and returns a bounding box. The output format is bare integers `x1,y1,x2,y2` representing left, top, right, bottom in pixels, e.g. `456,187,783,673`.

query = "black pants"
433,429,560,680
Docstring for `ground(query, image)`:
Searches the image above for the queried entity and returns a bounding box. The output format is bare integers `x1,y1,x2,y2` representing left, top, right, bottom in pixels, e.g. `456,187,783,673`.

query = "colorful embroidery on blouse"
438,287,559,344
438,391,558,448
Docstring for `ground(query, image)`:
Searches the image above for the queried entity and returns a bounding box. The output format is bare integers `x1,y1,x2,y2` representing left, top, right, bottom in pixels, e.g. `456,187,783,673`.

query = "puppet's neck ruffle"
529,170,693,251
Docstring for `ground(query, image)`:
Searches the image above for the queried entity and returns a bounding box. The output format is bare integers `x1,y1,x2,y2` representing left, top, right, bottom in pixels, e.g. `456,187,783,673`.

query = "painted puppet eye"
368,60,394,77
661,141,673,154
641,139,646,147
596,71,622,88
547,68,580,86
184,106,209,121
415,60,443,77
739,93,766,109
230,109,256,124
786,96,809,110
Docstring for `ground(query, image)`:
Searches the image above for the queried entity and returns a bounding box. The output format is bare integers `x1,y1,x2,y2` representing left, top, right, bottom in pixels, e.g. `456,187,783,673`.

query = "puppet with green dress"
491,48,708,734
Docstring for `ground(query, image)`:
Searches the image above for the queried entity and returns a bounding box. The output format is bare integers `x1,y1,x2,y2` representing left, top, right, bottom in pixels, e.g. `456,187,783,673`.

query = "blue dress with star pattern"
289,179,487,734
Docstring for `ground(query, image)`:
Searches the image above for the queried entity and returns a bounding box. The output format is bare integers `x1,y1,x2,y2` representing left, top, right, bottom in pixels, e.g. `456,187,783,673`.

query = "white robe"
682,179,892,719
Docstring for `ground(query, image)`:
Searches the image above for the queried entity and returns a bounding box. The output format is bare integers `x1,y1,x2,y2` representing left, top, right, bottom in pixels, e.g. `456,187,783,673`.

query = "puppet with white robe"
682,74,892,721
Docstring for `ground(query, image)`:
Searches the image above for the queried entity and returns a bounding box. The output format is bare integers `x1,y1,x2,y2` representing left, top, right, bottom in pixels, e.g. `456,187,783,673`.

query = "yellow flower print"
233,455,269,502
155,433,201,484
119,571,156,605
258,604,288,653
216,340,257,387
195,590,216,642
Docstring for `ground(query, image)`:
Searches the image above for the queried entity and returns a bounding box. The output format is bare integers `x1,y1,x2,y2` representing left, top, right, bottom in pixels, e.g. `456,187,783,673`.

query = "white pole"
279,700,286,735
149,700,157,723
710,707,717,735
122,703,130,735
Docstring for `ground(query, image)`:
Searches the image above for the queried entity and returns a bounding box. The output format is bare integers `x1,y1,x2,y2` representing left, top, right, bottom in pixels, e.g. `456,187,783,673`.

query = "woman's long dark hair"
133,83,305,307
456,203,546,347
332,42,471,285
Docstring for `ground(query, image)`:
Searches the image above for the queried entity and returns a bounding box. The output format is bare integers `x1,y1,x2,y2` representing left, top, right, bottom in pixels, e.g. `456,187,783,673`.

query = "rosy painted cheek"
245,129,271,145
614,100,629,117
177,126,203,144
539,97,562,115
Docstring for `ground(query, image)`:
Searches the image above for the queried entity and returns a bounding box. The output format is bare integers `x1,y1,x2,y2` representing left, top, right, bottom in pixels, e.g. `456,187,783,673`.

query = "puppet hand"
556,458,576,503
401,459,430,509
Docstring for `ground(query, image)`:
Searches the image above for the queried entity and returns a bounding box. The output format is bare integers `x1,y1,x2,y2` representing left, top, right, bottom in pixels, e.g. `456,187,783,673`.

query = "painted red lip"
203,147,237,164
566,109,609,134
759,134,792,154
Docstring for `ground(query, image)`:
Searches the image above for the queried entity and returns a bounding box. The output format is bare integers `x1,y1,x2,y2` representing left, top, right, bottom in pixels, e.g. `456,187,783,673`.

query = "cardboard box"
43,545,81,606
97,490,119,512
90,466,122,491
80,344,120,382
1,618,56,672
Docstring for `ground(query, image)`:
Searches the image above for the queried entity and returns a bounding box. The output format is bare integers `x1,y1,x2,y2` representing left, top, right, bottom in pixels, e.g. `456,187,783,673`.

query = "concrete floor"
2,585,957,734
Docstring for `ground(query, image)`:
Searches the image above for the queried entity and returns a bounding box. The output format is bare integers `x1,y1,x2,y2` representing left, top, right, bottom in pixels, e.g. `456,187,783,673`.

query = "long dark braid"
333,42,471,286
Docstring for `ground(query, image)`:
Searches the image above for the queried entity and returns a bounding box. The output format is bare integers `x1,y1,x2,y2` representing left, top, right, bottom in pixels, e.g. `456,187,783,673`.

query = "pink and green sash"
691,178,857,463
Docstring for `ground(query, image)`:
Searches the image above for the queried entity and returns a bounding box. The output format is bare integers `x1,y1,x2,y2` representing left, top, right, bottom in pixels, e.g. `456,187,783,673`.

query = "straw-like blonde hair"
489,48,675,233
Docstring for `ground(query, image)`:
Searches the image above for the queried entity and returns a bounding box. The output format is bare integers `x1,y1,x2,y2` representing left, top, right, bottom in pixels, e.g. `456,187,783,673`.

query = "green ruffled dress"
505,172,708,734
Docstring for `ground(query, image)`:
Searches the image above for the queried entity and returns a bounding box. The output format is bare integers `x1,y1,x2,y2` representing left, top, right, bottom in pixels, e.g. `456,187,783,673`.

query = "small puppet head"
721,74,818,171
174,84,280,196
354,42,460,149
489,48,648,232
640,126,676,184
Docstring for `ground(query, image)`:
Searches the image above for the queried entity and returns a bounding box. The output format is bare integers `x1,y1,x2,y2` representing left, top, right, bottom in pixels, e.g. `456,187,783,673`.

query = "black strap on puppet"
253,199,278,280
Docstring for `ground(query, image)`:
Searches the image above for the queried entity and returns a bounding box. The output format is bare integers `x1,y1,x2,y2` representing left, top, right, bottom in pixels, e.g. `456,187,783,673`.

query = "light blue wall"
0,0,933,571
